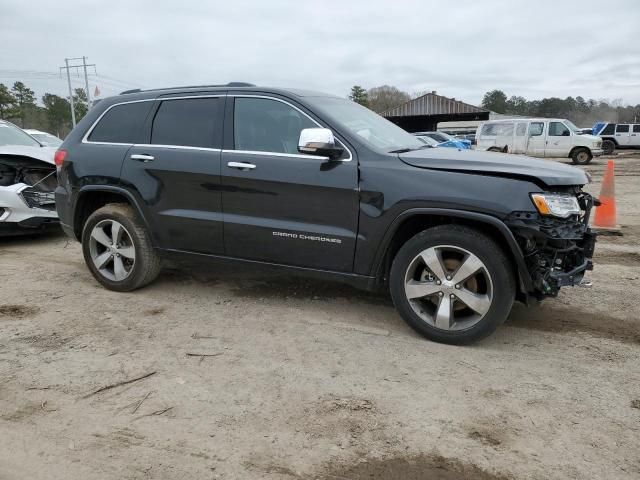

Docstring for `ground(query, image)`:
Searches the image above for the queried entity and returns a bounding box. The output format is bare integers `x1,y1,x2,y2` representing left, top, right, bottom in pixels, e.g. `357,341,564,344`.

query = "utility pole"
82,56,91,106
59,57,97,127
64,58,76,127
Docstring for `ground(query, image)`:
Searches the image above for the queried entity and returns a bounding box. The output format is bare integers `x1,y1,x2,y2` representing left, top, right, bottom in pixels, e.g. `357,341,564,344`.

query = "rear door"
121,95,225,254
512,122,528,153
631,125,640,147
546,121,573,157
615,124,631,146
220,95,359,272
526,121,546,157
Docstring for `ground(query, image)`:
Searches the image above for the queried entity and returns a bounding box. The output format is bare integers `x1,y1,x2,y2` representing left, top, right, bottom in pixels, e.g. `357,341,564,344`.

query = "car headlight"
594,141,602,147
530,193,581,218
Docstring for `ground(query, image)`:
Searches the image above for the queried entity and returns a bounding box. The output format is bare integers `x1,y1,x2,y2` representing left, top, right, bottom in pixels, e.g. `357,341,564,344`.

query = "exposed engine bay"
0,155,57,211
506,191,597,299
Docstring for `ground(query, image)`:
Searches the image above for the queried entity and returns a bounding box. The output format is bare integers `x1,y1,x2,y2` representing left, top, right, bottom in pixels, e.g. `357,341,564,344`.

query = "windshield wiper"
389,145,434,153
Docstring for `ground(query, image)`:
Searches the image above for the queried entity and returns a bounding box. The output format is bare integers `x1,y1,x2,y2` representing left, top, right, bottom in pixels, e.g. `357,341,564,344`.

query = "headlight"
530,193,580,218
594,141,602,147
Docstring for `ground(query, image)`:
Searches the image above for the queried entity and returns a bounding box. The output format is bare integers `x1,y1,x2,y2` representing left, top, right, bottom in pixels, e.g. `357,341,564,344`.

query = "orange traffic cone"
593,160,620,233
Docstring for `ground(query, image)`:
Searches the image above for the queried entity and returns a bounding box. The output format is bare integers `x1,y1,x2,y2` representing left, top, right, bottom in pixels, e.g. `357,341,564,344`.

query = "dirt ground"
1,154,639,480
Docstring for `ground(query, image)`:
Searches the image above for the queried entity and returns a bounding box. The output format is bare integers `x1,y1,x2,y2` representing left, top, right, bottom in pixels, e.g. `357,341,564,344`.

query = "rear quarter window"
88,101,153,144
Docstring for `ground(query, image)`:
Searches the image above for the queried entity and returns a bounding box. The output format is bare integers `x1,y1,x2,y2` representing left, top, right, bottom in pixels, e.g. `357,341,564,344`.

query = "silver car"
0,120,58,235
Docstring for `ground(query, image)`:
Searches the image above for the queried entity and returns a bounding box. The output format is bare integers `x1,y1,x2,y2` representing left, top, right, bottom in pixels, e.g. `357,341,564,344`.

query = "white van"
475,118,603,165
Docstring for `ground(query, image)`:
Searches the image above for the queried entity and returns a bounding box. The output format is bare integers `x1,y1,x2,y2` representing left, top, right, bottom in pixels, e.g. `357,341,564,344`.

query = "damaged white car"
0,120,58,235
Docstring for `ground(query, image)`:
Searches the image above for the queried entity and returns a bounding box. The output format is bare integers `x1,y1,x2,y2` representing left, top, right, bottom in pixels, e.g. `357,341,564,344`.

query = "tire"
389,225,515,344
81,203,161,291
488,147,503,153
571,148,592,165
602,139,615,155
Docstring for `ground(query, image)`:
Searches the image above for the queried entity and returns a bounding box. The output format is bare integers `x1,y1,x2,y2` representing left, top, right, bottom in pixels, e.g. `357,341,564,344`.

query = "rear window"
634,125,640,133
151,98,220,148
88,101,153,143
516,123,527,136
481,124,499,136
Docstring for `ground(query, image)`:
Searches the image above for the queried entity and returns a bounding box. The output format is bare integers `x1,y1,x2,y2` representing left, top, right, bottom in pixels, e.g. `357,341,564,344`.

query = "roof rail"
119,82,255,95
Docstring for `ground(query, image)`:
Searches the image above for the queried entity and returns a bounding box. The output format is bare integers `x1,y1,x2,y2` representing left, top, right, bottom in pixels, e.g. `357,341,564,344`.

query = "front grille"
20,188,56,211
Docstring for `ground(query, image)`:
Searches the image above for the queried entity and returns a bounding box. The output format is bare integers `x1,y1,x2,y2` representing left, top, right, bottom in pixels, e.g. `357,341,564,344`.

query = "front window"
305,96,423,152
549,122,571,136
0,122,41,147
234,97,316,154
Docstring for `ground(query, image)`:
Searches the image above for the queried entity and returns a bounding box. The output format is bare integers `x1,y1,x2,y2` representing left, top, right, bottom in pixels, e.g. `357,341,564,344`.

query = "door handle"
227,161,256,170
131,154,155,162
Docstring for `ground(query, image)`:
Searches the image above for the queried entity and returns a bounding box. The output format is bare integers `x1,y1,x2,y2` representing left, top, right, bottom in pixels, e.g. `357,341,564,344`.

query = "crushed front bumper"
0,183,58,234
506,193,596,298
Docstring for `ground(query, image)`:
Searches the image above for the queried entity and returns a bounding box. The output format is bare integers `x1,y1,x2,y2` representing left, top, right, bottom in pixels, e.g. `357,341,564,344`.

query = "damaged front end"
506,191,597,299
0,155,58,232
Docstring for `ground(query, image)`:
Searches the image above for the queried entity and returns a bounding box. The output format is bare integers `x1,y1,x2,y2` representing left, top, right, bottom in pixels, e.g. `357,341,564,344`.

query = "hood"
399,148,589,187
0,145,56,165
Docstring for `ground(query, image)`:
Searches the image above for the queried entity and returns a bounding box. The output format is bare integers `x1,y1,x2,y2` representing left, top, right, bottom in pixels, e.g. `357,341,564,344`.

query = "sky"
1,0,639,106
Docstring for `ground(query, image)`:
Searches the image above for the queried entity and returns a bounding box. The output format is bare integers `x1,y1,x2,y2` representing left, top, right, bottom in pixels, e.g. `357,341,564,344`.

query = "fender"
372,207,533,292
74,185,157,244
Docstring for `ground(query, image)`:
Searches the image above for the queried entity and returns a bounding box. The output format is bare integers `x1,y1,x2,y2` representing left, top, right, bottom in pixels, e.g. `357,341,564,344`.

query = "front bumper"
592,148,604,157
506,193,596,298
0,183,58,232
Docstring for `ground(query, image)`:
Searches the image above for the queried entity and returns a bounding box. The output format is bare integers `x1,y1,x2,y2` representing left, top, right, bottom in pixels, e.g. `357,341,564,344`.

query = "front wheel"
571,148,592,165
389,225,515,344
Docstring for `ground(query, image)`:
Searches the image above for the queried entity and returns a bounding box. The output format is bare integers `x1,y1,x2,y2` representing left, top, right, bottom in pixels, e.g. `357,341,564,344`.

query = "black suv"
55,84,596,344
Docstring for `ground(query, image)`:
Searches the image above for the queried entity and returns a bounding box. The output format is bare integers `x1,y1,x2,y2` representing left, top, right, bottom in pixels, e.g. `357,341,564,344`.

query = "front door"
220,96,359,272
615,124,631,146
526,121,546,157
546,121,573,157
121,95,225,254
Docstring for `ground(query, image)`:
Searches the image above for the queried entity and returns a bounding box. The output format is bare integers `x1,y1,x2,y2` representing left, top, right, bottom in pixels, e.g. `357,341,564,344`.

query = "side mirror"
298,128,344,160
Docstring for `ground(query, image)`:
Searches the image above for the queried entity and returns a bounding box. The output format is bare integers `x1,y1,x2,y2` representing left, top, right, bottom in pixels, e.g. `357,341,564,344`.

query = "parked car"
475,118,603,164
414,135,440,147
0,120,58,235
55,84,596,344
24,129,63,147
592,122,640,155
415,131,471,149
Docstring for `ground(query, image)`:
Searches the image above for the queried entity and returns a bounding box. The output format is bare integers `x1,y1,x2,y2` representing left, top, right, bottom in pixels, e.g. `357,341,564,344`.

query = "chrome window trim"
230,94,353,162
133,143,222,153
222,149,328,160
81,93,353,162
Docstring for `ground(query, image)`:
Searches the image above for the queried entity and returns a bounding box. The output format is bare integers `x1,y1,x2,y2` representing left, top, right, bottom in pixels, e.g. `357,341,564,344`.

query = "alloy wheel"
89,219,136,281
403,245,493,331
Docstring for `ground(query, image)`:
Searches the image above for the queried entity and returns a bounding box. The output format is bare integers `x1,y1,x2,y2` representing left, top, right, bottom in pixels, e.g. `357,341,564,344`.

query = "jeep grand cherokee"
54,84,596,344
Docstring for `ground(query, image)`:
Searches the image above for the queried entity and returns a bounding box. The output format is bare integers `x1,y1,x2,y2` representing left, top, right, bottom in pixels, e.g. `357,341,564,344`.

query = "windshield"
563,120,582,134
0,122,42,147
31,133,62,146
306,97,423,152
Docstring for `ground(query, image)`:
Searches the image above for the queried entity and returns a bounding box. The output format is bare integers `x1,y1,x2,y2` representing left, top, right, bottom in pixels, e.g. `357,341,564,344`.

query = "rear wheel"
82,203,161,291
571,148,592,165
389,225,515,344
602,139,615,155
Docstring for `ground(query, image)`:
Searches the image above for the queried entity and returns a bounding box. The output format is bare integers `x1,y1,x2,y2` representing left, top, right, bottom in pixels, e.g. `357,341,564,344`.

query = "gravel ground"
0,154,639,480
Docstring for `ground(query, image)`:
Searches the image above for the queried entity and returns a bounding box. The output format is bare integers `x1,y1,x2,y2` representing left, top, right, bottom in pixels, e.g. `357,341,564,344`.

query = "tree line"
0,81,89,138
480,90,639,126
350,85,640,127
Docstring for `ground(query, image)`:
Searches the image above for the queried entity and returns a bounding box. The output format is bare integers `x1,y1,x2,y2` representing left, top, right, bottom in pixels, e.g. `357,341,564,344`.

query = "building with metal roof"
382,91,489,132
